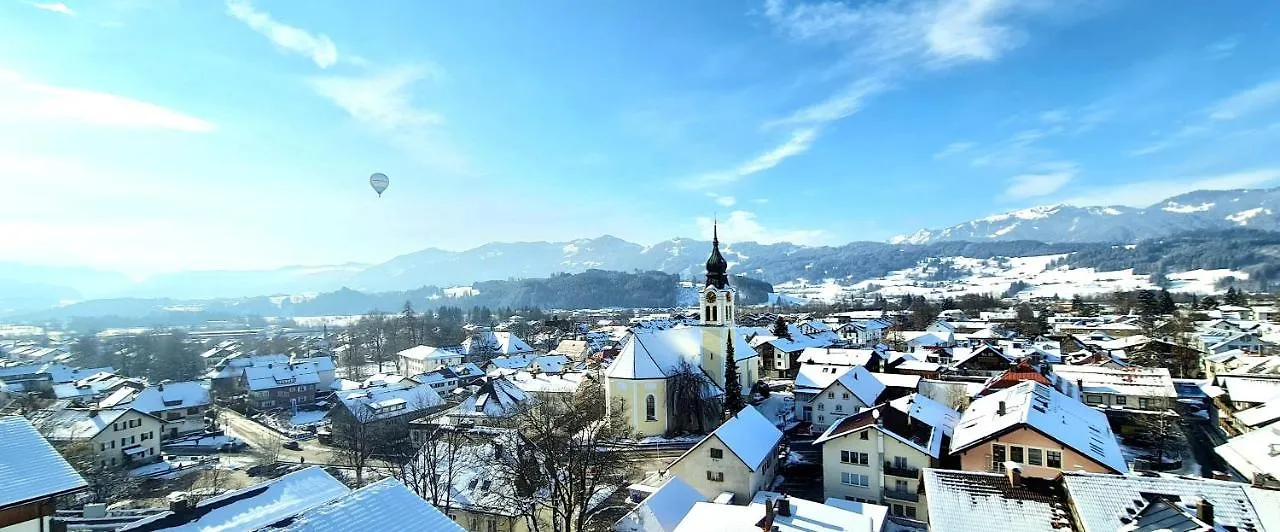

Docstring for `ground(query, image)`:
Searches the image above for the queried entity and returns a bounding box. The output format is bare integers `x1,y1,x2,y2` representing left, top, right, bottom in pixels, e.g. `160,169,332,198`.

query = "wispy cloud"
31,2,74,15
0,69,214,132
1128,124,1211,157
311,65,466,174
1206,35,1242,60
766,78,888,128
694,210,826,245
1003,162,1075,199
1062,168,1280,207
934,141,976,159
706,193,737,207
225,0,338,68
1207,80,1280,121
683,127,819,189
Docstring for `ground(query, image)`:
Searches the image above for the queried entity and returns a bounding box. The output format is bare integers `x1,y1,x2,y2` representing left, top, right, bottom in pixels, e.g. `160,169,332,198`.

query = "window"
710,448,724,459
817,403,825,411
841,451,868,465
860,432,869,440
991,443,1006,471
828,391,835,399
1085,394,1103,404
1047,450,1062,468
130,435,136,444
840,472,869,487
100,443,107,451
1028,448,1043,466
706,471,724,482
818,415,825,423
834,404,843,412
644,395,657,421
1139,397,1152,409
121,437,127,446
842,392,850,400
892,504,905,516
1010,446,1024,463
893,456,909,469
1115,395,1127,405
905,506,917,519
895,479,909,492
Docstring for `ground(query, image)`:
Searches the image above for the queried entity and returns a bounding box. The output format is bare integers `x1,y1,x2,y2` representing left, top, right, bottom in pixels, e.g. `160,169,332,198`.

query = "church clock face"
705,291,717,303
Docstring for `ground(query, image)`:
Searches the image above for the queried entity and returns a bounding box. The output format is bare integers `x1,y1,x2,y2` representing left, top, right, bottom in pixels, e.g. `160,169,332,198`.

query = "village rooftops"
922,468,1071,532
673,405,782,472
0,416,87,509
796,347,880,366
1215,423,1280,487
264,478,463,532
673,492,880,532
118,467,349,531
243,362,320,391
815,393,959,458
335,381,443,422
35,407,161,440
126,381,211,413
614,475,707,532
951,381,1127,473
1061,471,1277,532
1050,364,1178,399
603,326,758,380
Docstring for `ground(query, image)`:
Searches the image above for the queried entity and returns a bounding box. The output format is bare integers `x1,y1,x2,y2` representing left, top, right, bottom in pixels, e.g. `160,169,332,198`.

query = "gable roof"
1214,423,1280,484
396,345,461,362
1062,471,1269,532
604,327,758,380
0,416,87,509
36,407,159,440
119,467,349,531
814,365,886,406
128,382,211,413
815,394,959,458
335,381,444,423
462,331,535,355
269,478,463,532
676,406,781,472
951,381,1127,473
244,362,320,391
614,476,706,532
923,469,1071,532
796,348,880,366
794,364,848,392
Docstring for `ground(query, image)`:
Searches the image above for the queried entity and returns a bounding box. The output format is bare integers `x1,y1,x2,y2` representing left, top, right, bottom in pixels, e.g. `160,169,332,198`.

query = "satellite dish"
369,173,390,197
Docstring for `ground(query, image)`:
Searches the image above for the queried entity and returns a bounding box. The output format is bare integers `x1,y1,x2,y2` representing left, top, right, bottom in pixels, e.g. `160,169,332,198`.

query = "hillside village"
2,234,1280,531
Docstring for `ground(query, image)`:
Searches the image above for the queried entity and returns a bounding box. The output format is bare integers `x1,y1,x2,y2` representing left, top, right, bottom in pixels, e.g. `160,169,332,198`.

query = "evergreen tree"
1158,290,1176,315
1070,294,1084,314
771,316,791,339
70,335,103,368
1200,296,1219,309
1136,290,1159,319
722,332,744,418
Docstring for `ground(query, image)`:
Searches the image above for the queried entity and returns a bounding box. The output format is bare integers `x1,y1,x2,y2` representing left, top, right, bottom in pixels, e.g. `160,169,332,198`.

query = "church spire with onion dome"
705,220,729,289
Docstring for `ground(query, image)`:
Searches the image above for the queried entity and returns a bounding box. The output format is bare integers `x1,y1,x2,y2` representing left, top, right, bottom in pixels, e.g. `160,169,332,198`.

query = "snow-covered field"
773,254,1249,303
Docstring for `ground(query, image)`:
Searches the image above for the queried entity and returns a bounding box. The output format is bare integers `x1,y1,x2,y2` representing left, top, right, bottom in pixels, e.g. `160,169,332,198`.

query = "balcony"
883,461,920,479
883,487,920,502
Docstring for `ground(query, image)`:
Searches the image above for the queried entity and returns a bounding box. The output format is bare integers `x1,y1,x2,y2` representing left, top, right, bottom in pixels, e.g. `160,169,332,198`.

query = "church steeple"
705,221,729,289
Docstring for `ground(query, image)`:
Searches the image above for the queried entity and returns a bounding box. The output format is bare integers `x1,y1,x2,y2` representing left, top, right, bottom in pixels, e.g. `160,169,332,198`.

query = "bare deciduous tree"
666,359,721,434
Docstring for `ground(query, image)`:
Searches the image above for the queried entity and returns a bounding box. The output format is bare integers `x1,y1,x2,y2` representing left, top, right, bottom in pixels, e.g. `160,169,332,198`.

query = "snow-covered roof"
870,372,922,390
461,331,535,355
0,416,87,509
272,478,463,532
396,345,461,362
1215,423,1280,483
1234,397,1280,428
821,499,887,532
507,371,584,394
1219,375,1280,405
794,364,847,392
614,475,706,532
119,467,349,531
207,354,290,380
244,362,320,391
36,408,149,440
450,377,530,419
815,393,958,458
890,393,960,437
42,364,115,384
796,348,879,366
679,405,781,471
673,492,877,532
128,382,211,413
818,365,886,406
1050,364,1178,399
1061,471,1272,532
336,382,443,423
951,381,1127,473
52,372,138,400
604,326,757,380
923,469,1071,532
487,354,538,371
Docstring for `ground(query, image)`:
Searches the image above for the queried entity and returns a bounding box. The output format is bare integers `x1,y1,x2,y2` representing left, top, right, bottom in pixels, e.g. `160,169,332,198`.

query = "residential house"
269,478,463,532
1201,331,1267,355
672,492,886,532
241,362,320,412
550,339,592,361
793,364,848,423
1215,423,1280,487
834,319,891,347
976,361,1055,398
814,394,959,522
449,362,486,387
948,345,1017,377
461,331,536,362
950,381,1127,478
922,468,1072,532
0,416,87,532
506,370,585,400
806,366,887,433
332,381,446,443
206,353,290,398
746,322,840,380
413,368,461,395
796,348,882,371
1060,470,1279,532
440,376,531,428
1051,364,1178,417
51,372,142,402
397,345,464,376
667,406,783,504
902,332,950,352
1215,374,1280,435
107,381,212,439
36,407,164,468
613,475,706,532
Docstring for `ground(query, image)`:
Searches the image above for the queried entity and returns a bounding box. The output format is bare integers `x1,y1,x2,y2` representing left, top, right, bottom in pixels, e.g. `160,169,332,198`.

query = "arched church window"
645,395,657,421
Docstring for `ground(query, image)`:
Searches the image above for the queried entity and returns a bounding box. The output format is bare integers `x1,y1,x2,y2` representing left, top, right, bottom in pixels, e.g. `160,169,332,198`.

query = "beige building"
36,407,163,468
604,231,760,438
814,394,959,523
950,381,1127,478
398,345,464,377
807,365,886,433
1050,364,1177,413
667,405,783,504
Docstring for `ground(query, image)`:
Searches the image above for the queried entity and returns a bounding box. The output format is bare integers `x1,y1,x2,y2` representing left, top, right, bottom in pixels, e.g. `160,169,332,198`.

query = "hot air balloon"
369,173,390,197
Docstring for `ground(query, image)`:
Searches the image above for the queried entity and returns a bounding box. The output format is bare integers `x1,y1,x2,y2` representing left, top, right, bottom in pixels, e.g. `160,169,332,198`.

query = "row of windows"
1084,394,1156,408
705,470,725,482
840,471,869,487
992,443,1061,469
112,418,142,431
840,451,869,466
100,432,153,451
816,402,845,413
827,391,851,400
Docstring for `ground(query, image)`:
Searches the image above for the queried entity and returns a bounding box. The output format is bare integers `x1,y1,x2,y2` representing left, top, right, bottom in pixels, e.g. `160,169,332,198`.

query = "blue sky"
2,0,1279,276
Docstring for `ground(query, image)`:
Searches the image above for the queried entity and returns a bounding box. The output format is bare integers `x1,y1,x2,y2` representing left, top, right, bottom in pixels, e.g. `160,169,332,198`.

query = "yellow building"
604,228,761,438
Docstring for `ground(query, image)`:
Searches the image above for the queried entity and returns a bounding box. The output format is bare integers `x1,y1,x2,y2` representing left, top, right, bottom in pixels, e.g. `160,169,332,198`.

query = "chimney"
775,495,791,517
1005,462,1023,487
755,498,776,531
88,408,99,418
997,401,1007,416
1196,498,1214,525
158,382,165,391
169,494,191,515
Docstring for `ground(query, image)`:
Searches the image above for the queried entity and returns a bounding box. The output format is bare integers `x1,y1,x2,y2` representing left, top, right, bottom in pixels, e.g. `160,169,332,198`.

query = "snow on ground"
773,254,1249,303
754,392,796,429
128,457,211,479
289,410,329,427
163,434,242,449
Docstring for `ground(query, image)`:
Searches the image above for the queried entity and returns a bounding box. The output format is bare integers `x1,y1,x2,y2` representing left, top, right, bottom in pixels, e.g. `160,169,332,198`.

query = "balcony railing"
883,461,920,479
883,487,920,502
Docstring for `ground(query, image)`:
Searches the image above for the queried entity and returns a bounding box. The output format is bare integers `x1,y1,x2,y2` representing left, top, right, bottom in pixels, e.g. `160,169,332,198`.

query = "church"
604,227,761,437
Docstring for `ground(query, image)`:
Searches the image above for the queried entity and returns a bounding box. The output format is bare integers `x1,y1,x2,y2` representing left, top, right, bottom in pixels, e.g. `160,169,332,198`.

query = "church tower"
700,223,736,388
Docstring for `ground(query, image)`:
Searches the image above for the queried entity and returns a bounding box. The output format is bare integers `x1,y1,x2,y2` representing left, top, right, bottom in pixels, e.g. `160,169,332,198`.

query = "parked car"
283,440,302,451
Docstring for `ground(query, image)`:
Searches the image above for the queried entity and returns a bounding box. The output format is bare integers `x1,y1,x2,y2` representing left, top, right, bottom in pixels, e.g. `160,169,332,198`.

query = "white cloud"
32,2,74,15
766,78,887,128
1003,163,1075,199
707,193,737,207
695,210,826,245
933,141,976,159
0,70,214,132
311,65,466,174
1206,35,1241,60
226,0,338,68
1062,168,1280,207
1207,80,1280,121
736,127,818,176
1038,108,1068,123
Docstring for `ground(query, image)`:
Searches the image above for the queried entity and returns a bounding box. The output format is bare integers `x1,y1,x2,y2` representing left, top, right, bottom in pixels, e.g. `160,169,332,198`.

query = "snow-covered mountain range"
892,187,1280,244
